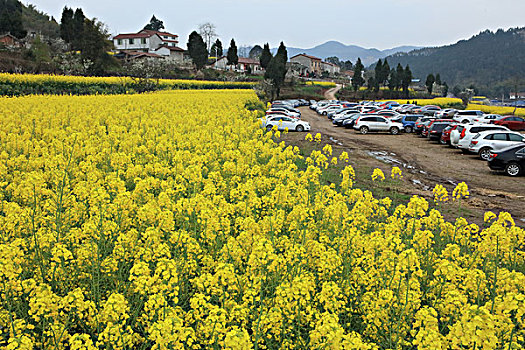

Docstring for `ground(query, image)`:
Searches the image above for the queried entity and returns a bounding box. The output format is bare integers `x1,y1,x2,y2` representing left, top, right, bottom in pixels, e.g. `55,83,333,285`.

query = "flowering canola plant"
0,89,524,349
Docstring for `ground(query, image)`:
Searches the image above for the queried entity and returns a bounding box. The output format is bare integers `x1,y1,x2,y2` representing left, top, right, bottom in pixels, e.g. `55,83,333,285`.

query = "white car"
317,104,341,115
354,115,404,135
267,108,300,118
452,124,510,150
469,130,525,160
435,108,457,118
452,110,484,124
263,115,310,132
472,114,502,124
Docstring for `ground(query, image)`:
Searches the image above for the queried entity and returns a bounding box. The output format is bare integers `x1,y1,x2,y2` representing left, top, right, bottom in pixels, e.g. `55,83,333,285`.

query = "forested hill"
22,3,60,38
384,28,525,96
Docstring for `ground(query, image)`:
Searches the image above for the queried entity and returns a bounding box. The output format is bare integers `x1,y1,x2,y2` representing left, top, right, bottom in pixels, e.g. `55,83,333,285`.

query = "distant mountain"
384,28,525,96
274,41,421,65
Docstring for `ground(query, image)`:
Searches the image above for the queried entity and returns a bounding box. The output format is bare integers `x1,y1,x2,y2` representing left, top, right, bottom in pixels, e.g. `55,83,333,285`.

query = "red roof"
156,45,185,52
125,51,164,58
114,32,155,39
140,29,178,38
291,53,322,61
237,57,260,65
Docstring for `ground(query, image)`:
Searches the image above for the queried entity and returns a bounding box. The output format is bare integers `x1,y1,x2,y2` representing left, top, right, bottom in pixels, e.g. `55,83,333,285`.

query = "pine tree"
426,73,435,94
143,15,164,31
374,59,383,86
80,18,117,74
210,39,223,57
396,64,404,90
71,8,85,50
265,42,288,99
388,68,398,90
352,58,365,90
381,59,390,86
226,39,238,66
402,65,413,97
260,43,272,69
60,6,74,43
435,73,441,85
187,31,208,70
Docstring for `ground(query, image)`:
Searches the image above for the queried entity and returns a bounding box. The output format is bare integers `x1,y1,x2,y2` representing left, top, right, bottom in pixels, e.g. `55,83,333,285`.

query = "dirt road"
288,106,525,224
324,85,342,99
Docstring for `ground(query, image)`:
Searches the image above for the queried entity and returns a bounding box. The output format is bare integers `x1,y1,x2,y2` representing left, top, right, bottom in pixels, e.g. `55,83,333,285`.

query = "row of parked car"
261,99,312,132
311,99,525,176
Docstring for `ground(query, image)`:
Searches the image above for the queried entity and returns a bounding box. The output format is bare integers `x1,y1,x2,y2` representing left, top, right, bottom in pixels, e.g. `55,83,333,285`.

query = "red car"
440,124,459,145
421,119,454,137
492,116,525,131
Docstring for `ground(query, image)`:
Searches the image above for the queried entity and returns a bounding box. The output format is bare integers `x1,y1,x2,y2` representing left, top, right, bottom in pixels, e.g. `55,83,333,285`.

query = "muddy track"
297,106,525,223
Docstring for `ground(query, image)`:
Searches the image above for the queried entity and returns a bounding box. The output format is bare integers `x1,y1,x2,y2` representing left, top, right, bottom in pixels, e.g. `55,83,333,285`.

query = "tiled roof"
114,32,155,39
156,45,185,52
237,57,260,65
140,29,179,38
290,53,322,61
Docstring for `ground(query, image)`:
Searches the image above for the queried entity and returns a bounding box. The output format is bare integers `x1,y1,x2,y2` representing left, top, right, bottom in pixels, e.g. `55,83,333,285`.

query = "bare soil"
281,101,525,226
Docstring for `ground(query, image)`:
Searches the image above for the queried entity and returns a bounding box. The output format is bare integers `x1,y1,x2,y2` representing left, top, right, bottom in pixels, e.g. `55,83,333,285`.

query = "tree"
80,18,117,74
249,45,263,59
374,59,383,85
260,43,272,69
187,31,208,70
401,65,412,97
425,73,435,94
59,6,74,43
381,59,390,86
352,57,365,90
210,39,223,57
341,60,353,71
71,8,85,50
435,73,442,86
326,56,341,67
226,38,238,66
198,22,217,53
388,68,398,91
143,15,164,31
443,82,449,96
264,42,287,99
367,76,378,92
0,0,26,38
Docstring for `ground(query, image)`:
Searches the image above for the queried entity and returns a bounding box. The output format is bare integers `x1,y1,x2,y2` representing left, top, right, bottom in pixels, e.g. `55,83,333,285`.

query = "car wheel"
390,127,400,135
266,125,273,132
404,125,413,133
296,125,304,132
360,126,369,134
462,119,470,124
478,147,492,161
505,162,521,177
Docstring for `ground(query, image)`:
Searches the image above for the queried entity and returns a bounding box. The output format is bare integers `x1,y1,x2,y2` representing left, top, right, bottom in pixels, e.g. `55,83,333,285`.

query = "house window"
117,39,122,45
129,38,134,45
141,38,146,44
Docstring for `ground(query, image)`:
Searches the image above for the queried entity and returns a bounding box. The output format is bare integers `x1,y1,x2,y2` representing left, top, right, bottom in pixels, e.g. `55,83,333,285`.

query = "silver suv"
469,130,525,160
453,110,484,124
353,115,404,135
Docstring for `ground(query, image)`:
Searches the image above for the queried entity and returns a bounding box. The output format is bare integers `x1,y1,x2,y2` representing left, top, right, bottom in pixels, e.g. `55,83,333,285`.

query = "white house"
321,61,341,75
290,54,322,75
113,29,184,62
212,57,263,74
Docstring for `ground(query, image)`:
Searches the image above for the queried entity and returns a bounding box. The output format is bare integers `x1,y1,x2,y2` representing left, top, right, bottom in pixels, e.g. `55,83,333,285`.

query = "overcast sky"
27,0,525,50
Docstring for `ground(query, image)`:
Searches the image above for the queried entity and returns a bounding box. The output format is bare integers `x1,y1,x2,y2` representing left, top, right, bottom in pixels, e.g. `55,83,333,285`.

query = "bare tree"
198,22,217,53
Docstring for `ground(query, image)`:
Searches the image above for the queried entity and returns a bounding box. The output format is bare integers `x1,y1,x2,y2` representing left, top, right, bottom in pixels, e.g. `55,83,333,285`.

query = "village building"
290,54,322,75
112,29,184,62
0,34,23,49
212,57,263,74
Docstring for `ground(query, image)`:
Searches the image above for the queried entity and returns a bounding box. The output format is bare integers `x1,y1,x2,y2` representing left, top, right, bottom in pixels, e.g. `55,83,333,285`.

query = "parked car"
452,110,484,124
472,114,502,123
354,115,404,135
267,108,300,118
414,117,436,134
469,130,525,160
452,124,510,151
427,122,454,141
414,105,441,116
393,114,421,133
435,108,457,118
333,113,360,126
491,116,525,131
373,110,401,118
396,104,416,114
488,144,525,176
327,107,358,119
343,114,362,129
263,115,310,132
440,124,460,145
266,110,300,119
421,119,453,138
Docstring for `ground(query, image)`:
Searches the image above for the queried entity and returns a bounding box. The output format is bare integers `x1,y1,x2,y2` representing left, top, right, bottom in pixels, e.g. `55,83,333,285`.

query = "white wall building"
113,30,184,62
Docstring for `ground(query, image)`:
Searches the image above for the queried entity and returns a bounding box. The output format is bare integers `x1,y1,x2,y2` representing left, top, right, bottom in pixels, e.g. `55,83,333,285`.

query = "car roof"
475,129,523,136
